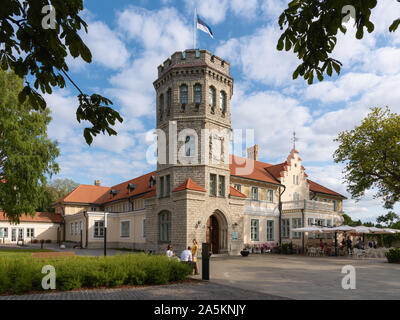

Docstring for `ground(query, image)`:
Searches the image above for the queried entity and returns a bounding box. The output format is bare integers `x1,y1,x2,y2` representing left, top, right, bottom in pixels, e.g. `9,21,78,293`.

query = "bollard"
202,243,210,281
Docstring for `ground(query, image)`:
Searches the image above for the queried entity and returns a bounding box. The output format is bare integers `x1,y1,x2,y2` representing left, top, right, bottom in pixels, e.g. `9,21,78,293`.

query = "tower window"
159,94,164,120
209,86,216,110
218,175,225,197
167,89,172,115
210,174,217,196
220,91,227,113
185,136,195,157
194,84,202,104
180,84,188,105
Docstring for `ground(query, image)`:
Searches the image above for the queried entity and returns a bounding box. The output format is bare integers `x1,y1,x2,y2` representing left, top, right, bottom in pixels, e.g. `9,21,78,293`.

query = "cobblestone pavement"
0,281,289,300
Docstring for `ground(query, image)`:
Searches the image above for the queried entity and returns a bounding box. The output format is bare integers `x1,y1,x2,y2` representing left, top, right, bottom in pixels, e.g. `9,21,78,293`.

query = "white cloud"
184,0,230,24
230,0,259,19
216,26,300,86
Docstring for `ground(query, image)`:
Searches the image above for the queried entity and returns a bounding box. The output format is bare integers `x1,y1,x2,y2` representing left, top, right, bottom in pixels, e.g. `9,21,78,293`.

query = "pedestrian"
180,246,193,263
346,237,352,255
191,239,199,275
166,244,175,258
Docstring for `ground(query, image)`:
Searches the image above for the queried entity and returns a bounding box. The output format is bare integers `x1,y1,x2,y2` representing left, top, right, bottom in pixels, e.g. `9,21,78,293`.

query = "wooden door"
206,215,219,254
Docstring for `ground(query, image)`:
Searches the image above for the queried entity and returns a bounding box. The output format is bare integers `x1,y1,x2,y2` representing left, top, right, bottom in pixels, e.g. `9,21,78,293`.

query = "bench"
31,252,75,258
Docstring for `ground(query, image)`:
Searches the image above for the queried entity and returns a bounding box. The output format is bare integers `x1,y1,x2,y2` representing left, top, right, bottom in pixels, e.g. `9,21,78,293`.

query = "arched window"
194,84,202,104
167,89,172,115
159,211,171,242
220,91,227,113
180,84,188,105
159,94,164,120
209,86,216,108
185,135,195,156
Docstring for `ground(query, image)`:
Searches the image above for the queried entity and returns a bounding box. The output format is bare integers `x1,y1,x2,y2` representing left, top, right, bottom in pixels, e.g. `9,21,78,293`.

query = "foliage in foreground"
0,254,192,294
385,248,400,264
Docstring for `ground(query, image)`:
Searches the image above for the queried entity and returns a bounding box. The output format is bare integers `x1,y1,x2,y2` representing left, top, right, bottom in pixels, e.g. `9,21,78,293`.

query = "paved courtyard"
1,249,399,300
198,254,400,300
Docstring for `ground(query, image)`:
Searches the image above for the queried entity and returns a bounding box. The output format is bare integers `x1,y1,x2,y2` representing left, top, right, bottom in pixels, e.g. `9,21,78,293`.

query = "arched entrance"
206,211,228,254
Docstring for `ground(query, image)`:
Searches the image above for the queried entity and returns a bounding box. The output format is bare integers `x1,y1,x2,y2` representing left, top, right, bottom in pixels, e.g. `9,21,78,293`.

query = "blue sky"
44,0,400,222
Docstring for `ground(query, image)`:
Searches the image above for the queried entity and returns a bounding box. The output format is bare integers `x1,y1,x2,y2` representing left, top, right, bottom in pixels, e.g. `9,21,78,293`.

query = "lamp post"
104,212,108,257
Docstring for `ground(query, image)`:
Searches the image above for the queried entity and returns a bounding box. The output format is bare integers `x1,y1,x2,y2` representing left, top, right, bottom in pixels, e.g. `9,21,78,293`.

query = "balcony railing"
244,200,277,214
282,200,335,212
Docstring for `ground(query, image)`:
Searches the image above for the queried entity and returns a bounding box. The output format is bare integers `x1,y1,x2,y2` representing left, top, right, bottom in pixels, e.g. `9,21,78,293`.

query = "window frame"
219,90,227,113
250,218,260,241
210,174,217,196
180,84,188,105
281,219,290,239
159,211,171,242
251,187,259,201
194,83,202,104
218,175,225,197
93,220,105,238
267,220,275,241
120,220,131,238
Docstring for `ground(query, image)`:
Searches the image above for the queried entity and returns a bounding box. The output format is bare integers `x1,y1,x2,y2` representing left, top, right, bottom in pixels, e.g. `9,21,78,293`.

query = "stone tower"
145,49,244,255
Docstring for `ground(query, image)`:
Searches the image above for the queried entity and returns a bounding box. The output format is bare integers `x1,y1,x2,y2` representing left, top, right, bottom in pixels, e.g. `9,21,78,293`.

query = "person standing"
346,237,352,255
191,239,199,275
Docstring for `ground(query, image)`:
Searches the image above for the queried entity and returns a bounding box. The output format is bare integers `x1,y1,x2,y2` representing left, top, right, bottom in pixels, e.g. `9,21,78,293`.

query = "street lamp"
104,212,108,256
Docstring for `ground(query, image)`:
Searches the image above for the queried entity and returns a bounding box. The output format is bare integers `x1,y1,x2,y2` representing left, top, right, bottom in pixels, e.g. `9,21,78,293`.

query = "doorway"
206,215,219,254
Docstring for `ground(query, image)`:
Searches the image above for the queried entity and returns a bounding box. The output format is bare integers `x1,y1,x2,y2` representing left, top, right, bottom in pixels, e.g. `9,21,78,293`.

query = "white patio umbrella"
329,225,357,232
291,226,324,233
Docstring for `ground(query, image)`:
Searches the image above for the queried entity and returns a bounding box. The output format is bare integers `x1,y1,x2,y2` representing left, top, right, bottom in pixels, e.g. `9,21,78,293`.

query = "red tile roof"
102,171,157,204
229,186,247,198
173,178,206,193
264,162,288,181
0,211,63,223
307,179,346,198
54,185,110,205
230,155,281,185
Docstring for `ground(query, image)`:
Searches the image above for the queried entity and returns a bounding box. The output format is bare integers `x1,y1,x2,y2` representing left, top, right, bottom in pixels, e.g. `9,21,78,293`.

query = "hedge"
385,248,400,263
0,254,192,294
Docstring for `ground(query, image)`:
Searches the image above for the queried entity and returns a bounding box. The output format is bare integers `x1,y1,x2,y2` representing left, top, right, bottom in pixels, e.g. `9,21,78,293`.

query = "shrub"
0,253,192,294
386,248,400,263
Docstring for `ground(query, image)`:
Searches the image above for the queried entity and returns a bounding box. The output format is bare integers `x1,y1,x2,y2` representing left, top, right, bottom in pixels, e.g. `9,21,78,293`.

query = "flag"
197,15,214,39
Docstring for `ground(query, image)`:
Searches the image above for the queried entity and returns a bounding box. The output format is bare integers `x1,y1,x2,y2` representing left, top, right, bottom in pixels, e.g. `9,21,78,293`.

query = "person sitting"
180,246,193,262
166,244,175,258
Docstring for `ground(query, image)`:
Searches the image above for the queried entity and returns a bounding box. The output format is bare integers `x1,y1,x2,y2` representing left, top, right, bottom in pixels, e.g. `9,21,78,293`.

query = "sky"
44,0,400,223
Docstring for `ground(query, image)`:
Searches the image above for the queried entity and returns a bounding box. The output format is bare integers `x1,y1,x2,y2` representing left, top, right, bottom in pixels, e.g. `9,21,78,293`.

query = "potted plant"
241,244,250,257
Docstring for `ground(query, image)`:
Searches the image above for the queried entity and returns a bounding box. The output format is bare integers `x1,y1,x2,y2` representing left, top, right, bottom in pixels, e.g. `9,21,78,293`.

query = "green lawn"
0,248,55,258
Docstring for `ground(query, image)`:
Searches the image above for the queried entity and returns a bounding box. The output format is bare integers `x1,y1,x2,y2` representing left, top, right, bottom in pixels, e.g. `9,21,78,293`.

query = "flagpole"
194,8,197,49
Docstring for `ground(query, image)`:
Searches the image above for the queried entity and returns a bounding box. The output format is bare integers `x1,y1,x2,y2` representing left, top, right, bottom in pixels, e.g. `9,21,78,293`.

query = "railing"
282,200,335,212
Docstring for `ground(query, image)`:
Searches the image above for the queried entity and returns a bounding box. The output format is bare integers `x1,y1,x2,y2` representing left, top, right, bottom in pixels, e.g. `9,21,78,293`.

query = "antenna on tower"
292,131,299,150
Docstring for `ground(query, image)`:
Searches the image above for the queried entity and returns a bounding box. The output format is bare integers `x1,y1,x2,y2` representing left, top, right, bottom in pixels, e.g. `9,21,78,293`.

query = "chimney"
247,145,259,161
94,180,101,186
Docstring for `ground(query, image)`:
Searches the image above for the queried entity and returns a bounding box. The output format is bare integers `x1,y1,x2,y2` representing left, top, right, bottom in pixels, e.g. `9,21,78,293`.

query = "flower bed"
0,254,192,294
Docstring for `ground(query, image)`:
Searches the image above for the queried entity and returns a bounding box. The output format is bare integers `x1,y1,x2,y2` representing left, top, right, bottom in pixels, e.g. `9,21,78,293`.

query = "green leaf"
389,19,400,32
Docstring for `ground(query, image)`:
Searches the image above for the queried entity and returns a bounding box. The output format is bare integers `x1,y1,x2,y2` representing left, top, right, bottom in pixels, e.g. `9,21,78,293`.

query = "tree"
333,107,400,209
342,213,361,227
0,70,59,222
376,212,400,227
277,0,400,84
0,0,122,145
37,178,79,212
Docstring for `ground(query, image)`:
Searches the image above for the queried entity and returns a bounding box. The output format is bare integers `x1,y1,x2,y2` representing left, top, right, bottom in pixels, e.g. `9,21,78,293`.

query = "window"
0,228,8,238
70,223,73,235
26,228,34,238
185,136,192,156
166,175,171,196
167,89,172,115
292,218,302,239
250,219,259,241
134,199,144,210
219,91,227,113
180,85,188,105
233,184,241,192
209,86,216,108
120,221,130,238
267,221,275,241
307,218,315,239
94,221,104,238
160,176,164,198
267,190,274,203
251,187,259,201
159,94,164,119
79,221,82,233
333,200,337,212
218,175,225,197
210,174,217,196
142,219,146,238
281,219,290,238
159,211,171,242
194,84,202,103
293,192,300,201
296,175,299,185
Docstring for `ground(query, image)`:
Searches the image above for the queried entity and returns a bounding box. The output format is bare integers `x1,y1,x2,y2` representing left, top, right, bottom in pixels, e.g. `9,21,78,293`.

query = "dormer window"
150,176,156,188
127,183,137,193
